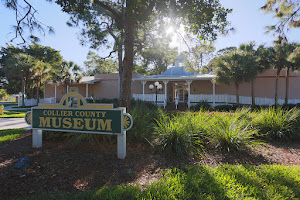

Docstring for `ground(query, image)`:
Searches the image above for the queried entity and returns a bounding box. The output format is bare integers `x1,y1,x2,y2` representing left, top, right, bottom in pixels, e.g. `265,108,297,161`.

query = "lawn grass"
0,109,30,118
22,164,300,200
0,129,25,147
0,102,18,107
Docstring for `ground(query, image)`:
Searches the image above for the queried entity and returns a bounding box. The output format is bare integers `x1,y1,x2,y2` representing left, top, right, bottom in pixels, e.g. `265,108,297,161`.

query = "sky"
0,0,300,69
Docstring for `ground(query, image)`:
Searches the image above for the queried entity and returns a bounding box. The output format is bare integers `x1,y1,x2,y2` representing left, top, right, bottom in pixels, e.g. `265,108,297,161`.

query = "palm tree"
269,43,295,105
285,43,299,104
52,61,82,91
32,61,51,104
4,53,34,106
239,43,271,105
214,51,247,105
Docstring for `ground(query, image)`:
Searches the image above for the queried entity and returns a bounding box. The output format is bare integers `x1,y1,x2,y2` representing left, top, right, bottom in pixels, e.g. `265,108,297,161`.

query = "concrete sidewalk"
0,118,30,130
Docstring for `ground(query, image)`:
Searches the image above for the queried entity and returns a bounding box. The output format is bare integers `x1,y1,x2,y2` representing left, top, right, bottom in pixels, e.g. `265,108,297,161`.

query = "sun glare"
166,26,174,35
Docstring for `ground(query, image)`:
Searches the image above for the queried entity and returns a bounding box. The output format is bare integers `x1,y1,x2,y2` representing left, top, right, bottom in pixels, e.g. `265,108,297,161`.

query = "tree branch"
93,0,123,27
99,49,118,60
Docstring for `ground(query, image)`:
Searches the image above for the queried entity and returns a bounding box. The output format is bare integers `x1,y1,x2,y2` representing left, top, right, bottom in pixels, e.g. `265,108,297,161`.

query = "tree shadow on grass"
220,164,300,199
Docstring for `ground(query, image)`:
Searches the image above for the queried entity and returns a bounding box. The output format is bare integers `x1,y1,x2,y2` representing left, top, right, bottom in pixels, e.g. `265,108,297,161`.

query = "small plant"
191,100,211,111
131,99,157,110
127,102,158,143
67,133,111,147
207,111,258,151
156,112,209,157
213,104,234,112
43,130,73,141
86,98,119,108
253,107,300,140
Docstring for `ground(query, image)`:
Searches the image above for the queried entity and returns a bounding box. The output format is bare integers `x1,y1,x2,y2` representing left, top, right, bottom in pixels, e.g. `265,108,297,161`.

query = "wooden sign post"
25,92,133,159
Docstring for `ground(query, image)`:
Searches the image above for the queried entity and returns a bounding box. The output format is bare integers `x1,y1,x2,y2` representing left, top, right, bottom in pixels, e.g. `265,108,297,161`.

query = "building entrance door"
175,88,185,102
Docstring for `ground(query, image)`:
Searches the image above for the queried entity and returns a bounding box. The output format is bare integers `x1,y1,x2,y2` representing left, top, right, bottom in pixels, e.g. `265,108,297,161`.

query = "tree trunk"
22,78,25,107
118,34,124,100
120,1,135,109
235,82,240,105
285,67,290,105
36,80,40,105
274,69,281,106
251,79,255,106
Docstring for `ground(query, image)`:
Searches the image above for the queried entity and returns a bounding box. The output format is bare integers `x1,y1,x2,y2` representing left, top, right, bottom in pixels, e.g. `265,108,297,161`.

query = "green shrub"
156,111,210,157
213,104,234,112
206,110,258,151
130,99,157,110
253,107,300,140
68,133,113,147
190,100,211,111
43,130,72,141
0,89,8,100
86,98,119,108
127,102,158,143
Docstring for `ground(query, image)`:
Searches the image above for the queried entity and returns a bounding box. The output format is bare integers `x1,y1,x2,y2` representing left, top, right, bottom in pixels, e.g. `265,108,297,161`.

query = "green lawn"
0,129,25,147
0,102,18,107
0,109,30,118
24,165,300,200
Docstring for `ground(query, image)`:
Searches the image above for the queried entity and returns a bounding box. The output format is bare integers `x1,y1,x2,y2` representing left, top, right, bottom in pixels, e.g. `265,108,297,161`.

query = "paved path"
0,118,30,130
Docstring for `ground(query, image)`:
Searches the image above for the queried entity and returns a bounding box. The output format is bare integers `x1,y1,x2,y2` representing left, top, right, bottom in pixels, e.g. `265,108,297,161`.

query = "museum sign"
25,92,133,159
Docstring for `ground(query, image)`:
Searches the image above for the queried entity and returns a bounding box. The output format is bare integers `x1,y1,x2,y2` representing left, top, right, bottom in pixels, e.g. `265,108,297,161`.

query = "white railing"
18,98,56,107
133,94,166,107
133,94,165,102
189,94,300,106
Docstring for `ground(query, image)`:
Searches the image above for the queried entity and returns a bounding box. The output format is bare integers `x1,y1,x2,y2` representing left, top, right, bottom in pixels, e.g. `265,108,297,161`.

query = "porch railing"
189,94,300,105
132,94,165,105
133,93,300,106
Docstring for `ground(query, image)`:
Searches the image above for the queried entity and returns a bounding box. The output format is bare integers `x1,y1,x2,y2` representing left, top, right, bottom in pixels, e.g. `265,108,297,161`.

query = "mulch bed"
0,133,299,199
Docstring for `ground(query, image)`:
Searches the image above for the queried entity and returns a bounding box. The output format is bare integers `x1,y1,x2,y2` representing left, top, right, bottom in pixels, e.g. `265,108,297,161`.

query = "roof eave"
133,76,216,81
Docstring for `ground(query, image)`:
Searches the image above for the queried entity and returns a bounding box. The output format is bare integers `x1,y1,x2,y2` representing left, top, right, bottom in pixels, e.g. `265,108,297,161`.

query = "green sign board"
26,92,133,159
31,108,123,134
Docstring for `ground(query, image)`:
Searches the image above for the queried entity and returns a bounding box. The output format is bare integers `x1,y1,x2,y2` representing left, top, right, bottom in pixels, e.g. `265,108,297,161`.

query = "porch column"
211,80,216,107
67,85,69,93
141,81,147,101
86,84,88,98
186,80,192,108
54,85,57,101
163,81,169,108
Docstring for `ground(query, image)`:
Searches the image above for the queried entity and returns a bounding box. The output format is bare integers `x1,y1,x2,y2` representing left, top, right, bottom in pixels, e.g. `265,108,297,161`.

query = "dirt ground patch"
0,133,299,199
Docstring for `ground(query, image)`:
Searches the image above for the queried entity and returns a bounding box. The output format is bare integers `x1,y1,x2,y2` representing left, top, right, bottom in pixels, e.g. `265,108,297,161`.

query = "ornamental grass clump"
253,107,300,140
127,102,159,143
156,111,211,157
207,109,258,151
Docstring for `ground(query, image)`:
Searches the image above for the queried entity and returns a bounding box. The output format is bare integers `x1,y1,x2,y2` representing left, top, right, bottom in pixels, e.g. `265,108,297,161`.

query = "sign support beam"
32,129,42,148
117,108,126,159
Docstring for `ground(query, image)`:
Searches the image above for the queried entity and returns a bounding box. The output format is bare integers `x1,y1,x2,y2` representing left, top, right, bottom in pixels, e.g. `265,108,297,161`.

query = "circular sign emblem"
123,113,133,131
24,111,32,125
